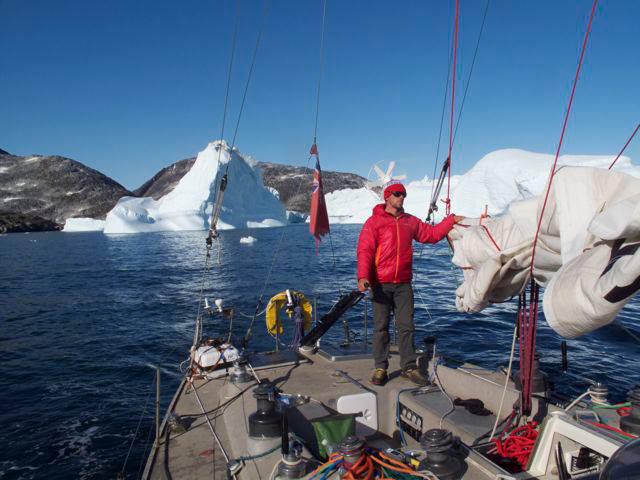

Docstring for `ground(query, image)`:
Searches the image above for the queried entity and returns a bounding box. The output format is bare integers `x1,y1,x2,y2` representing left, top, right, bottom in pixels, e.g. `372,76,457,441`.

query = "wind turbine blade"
373,165,386,179
386,161,396,177
394,174,407,180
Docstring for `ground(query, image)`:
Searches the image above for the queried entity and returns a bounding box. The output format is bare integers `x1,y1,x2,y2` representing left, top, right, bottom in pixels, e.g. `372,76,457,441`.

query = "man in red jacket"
357,181,463,386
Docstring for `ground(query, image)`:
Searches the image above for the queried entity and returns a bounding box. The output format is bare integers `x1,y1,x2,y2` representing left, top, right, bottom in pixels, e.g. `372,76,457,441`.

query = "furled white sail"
449,166,640,338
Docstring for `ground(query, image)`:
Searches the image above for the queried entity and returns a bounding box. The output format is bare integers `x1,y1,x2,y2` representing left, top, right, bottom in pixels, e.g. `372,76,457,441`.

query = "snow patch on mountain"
103,141,287,234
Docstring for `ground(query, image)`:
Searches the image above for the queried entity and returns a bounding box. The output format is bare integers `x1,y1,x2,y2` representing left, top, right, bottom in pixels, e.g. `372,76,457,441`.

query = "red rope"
518,0,598,420
608,122,640,170
445,0,460,215
491,421,539,471
529,0,599,277
617,406,631,417
479,216,501,252
585,420,638,439
517,282,539,415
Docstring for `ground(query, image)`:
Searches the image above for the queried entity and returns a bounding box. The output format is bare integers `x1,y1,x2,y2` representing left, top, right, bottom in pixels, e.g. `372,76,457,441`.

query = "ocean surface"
1,225,638,479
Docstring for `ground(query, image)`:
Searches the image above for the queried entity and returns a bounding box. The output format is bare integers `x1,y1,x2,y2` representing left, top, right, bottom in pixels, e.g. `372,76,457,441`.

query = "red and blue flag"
309,144,330,248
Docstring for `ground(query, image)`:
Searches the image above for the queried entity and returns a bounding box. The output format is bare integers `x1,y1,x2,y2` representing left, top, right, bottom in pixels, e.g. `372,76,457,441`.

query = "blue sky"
1,0,638,190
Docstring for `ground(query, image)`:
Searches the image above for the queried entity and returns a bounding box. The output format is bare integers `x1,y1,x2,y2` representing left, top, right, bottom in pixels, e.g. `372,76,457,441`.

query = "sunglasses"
391,191,407,198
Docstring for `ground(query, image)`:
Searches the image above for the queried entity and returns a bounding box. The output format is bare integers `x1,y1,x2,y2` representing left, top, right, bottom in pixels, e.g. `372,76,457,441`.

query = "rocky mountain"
0,212,61,233
257,162,366,213
133,157,366,213
0,151,133,230
0,148,9,155
133,157,196,199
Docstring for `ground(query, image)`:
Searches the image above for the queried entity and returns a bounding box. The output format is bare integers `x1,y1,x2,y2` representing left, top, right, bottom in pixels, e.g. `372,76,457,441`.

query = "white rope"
247,362,262,383
433,362,455,429
564,390,591,412
489,320,518,440
237,307,267,319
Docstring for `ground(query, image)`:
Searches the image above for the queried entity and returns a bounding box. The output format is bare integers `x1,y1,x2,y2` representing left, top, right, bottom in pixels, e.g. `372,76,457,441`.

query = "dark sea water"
1,225,638,479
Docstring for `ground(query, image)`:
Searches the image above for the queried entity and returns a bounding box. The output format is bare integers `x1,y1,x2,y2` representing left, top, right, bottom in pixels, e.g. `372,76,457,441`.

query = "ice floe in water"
63,218,106,232
240,236,257,244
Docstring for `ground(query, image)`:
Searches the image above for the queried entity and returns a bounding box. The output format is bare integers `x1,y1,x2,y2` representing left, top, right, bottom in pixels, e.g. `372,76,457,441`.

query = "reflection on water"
0,226,638,479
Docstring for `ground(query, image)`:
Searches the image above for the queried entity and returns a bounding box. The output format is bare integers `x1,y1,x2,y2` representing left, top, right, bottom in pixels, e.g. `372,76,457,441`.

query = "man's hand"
453,215,465,223
358,278,371,292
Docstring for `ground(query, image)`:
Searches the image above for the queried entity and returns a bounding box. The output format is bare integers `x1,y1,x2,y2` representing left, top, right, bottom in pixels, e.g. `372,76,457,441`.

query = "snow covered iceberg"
103,141,286,234
63,218,106,232
324,149,639,223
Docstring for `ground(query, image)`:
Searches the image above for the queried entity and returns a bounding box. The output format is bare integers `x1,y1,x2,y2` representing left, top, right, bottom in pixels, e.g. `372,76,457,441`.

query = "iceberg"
63,218,106,232
103,141,287,234
324,149,639,223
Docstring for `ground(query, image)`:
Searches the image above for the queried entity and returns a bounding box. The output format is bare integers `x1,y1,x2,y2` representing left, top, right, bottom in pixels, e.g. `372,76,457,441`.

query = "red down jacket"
357,204,456,284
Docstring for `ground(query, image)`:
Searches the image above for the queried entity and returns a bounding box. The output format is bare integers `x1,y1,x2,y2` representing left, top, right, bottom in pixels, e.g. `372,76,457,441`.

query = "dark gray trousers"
371,282,416,371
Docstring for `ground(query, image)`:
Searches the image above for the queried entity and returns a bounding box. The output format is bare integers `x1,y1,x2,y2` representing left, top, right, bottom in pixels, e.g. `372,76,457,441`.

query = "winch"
419,429,465,480
249,382,282,438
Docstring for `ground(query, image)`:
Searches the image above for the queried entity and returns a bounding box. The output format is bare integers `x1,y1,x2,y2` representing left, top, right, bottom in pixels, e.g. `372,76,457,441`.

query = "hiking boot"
370,368,388,386
401,367,428,386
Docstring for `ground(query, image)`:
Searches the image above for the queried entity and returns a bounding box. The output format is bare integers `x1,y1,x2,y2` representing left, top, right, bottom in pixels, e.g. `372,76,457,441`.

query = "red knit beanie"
383,182,406,200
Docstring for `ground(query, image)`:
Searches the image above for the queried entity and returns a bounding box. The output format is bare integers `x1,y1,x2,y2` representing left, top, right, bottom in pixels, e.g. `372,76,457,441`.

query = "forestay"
449,166,640,338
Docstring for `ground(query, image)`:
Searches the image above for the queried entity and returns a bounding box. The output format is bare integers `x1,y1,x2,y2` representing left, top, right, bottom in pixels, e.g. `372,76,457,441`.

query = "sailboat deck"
144,346,528,479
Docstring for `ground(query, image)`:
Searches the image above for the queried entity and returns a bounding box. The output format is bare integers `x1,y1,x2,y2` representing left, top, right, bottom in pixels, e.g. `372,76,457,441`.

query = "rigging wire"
311,0,342,294
226,0,271,167
244,0,337,347
194,0,240,349
608,122,640,170
428,0,490,222
208,0,270,264
119,373,157,478
444,0,460,216
429,0,454,212
194,0,271,351
530,0,599,275
489,319,518,440
218,0,240,150
615,320,640,345
207,0,240,241
518,0,598,418
452,0,490,145
313,0,328,143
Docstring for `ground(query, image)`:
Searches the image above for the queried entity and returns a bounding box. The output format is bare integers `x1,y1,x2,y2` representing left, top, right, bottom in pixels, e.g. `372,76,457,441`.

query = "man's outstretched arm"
414,214,464,244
